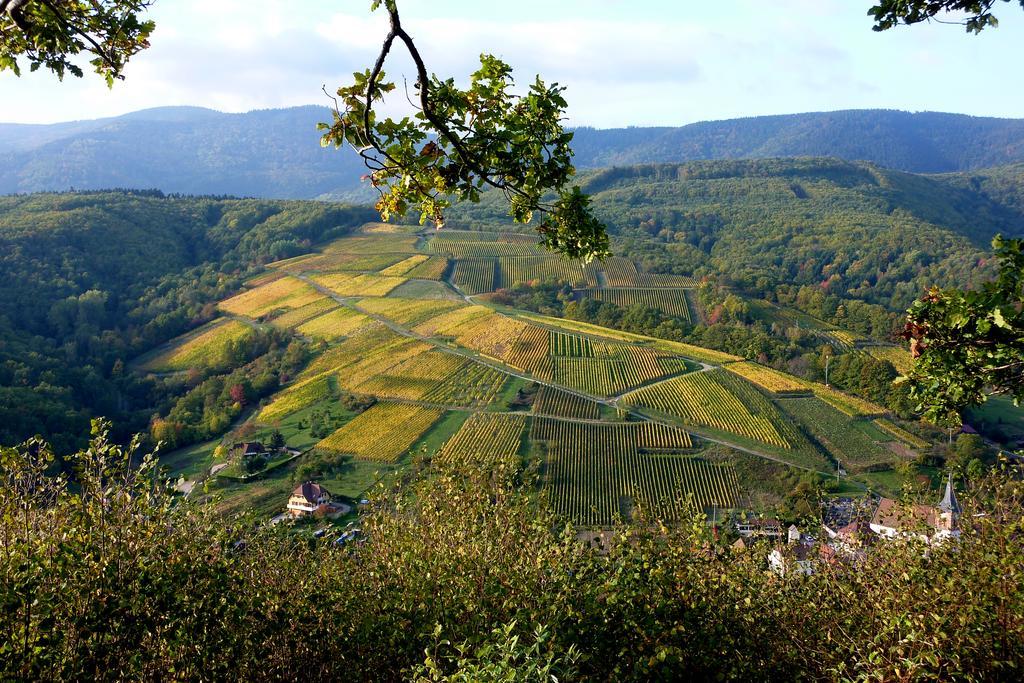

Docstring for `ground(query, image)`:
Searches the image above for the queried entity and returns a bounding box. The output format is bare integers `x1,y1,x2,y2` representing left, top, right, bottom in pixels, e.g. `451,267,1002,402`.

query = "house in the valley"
869,474,961,544
287,481,333,518
236,441,266,458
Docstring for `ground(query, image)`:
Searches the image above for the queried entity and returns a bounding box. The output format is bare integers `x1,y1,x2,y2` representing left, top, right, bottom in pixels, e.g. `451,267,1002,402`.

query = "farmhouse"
287,481,333,517
236,441,266,457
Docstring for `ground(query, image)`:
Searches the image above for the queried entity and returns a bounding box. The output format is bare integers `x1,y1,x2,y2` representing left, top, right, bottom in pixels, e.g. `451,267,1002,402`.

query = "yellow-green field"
219,276,325,319
140,318,254,373
315,403,445,462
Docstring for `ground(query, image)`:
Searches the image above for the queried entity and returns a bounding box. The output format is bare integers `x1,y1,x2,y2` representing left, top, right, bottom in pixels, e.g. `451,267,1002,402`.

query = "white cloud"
0,0,1021,126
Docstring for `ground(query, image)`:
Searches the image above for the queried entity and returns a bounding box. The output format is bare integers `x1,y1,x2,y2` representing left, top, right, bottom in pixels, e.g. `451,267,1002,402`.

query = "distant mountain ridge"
2,106,1024,198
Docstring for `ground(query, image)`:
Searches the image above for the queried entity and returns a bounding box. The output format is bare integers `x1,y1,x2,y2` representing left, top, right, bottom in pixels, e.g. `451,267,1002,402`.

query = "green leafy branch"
0,0,154,85
319,0,610,261
900,236,1024,424
869,0,1024,33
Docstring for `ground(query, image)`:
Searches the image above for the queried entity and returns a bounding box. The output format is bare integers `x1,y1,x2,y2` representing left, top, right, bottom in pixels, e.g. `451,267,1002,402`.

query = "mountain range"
3,106,1024,199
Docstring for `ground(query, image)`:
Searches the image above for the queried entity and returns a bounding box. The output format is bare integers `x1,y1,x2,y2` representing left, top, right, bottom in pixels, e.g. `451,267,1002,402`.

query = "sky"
0,0,1022,127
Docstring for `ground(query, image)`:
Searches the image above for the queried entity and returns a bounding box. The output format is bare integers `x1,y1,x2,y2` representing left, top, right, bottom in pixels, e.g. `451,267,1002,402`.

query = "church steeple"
937,472,961,516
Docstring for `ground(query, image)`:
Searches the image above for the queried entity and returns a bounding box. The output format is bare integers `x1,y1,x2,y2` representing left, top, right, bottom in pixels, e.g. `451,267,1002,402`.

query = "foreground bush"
1,422,1022,681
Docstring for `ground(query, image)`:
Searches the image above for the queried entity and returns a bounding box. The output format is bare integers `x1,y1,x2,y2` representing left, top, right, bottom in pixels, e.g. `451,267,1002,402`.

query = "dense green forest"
4,107,1024,198
0,191,372,452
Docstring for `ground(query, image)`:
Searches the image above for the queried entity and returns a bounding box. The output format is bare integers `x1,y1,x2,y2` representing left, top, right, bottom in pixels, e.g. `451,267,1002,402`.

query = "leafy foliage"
0,0,154,84
869,0,1024,33
902,236,1024,423
319,2,610,261
2,426,1023,680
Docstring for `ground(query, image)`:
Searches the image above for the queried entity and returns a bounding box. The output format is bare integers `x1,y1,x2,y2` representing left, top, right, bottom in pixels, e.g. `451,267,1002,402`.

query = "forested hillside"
4,107,1024,198
453,158,1024,314
0,191,372,451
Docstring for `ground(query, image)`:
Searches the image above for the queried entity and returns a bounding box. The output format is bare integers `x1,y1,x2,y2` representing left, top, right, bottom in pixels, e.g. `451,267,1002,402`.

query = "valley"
153,221,934,524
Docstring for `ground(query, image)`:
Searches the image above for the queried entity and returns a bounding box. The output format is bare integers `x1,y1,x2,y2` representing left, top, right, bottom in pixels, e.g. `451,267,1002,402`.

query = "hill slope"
0,191,372,451
4,107,1024,198
450,157,1024,313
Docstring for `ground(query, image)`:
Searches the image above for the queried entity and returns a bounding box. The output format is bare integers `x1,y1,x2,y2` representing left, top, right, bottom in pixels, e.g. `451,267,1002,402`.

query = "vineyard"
218,276,324,319
270,251,409,274
258,373,336,422
437,413,527,465
352,350,465,401
623,370,792,449
812,384,887,418
161,219,928,520
295,307,372,341
873,418,929,449
379,254,431,276
636,273,701,288
315,402,444,462
267,299,338,330
504,325,553,379
139,318,254,373
553,348,667,396
430,239,541,258
450,258,496,294
404,256,449,280
321,235,419,254
311,272,406,297
497,257,587,288
725,362,812,395
587,258,640,287
357,297,465,327
579,288,692,320
531,418,736,525
532,385,601,420
779,397,898,471
421,362,509,407
864,345,914,374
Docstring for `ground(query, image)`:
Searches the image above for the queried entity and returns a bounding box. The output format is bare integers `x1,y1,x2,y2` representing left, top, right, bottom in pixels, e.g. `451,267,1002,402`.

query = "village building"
869,473,961,544
287,481,333,517
735,518,784,538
